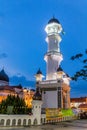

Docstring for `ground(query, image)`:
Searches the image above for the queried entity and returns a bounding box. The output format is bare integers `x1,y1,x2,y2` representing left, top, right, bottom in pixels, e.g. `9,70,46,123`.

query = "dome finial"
48,17,60,24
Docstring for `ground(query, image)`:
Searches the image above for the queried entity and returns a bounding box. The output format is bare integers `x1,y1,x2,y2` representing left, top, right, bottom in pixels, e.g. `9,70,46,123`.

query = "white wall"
0,115,40,126
42,90,58,108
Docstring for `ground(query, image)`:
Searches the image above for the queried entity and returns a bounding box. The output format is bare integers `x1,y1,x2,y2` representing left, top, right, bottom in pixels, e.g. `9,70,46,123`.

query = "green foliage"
71,49,87,81
0,95,31,114
61,109,74,116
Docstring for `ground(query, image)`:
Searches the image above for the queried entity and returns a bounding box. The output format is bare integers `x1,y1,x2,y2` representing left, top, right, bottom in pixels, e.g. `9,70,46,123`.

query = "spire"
33,88,42,100
36,68,42,75
35,68,44,81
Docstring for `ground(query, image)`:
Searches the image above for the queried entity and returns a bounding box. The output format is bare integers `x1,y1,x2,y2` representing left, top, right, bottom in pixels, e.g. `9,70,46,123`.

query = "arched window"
6,119,10,126
17,119,21,126
12,119,16,126
23,119,26,126
28,119,31,125
44,118,45,123
41,118,43,123
33,118,38,125
0,119,4,126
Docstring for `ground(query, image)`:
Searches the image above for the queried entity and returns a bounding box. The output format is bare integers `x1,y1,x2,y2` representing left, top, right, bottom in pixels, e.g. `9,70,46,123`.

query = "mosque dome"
33,88,42,100
0,69,9,82
48,17,60,24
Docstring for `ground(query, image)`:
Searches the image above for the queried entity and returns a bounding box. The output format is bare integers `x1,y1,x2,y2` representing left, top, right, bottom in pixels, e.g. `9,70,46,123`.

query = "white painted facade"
0,99,45,126
42,90,58,108
0,114,75,126
44,21,63,80
32,100,43,125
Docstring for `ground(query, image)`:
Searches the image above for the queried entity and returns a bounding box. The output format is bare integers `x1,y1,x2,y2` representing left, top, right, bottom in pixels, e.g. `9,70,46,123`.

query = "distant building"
35,17,71,109
71,97,87,111
0,69,35,107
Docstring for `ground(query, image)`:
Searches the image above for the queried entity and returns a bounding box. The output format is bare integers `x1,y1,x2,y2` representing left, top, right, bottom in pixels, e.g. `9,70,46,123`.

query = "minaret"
35,17,70,109
44,17,63,80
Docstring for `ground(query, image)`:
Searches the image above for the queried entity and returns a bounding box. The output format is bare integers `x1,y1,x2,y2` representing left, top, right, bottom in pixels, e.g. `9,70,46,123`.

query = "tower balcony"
36,79,62,90
45,22,63,35
36,79,70,91
44,51,63,62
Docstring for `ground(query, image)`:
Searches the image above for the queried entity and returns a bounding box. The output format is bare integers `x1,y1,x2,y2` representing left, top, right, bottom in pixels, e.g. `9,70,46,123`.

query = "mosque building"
35,17,71,109
0,68,34,107
0,17,82,127
0,17,71,111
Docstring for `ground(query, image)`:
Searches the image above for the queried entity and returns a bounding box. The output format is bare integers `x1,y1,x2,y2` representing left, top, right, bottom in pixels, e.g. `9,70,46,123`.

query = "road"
1,119,87,130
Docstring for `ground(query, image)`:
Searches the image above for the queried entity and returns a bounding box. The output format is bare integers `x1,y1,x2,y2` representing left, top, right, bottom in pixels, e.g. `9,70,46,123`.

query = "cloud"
9,75,35,89
0,53,7,59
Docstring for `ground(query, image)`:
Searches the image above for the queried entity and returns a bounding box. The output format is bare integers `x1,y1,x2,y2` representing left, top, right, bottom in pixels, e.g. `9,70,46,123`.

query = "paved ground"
1,119,87,130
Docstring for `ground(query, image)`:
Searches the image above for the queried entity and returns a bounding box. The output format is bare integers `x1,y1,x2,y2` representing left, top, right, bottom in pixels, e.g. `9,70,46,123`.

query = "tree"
0,95,31,114
71,49,87,81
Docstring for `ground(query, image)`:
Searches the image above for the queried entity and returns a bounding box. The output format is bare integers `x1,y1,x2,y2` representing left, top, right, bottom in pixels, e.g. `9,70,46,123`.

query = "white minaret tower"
44,17,63,80
35,17,70,109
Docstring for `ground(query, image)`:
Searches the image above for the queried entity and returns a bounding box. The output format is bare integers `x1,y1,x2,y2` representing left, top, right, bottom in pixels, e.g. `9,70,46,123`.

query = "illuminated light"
39,80,58,85
63,79,69,85
45,37,49,43
45,23,63,34
57,35,62,43
35,74,44,82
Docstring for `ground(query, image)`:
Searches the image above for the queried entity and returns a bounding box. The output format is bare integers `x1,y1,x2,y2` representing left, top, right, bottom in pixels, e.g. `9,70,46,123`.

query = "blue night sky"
0,0,87,97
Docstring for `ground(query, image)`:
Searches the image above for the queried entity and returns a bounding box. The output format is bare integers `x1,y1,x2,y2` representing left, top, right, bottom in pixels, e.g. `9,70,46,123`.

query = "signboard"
46,108,74,121
46,108,62,120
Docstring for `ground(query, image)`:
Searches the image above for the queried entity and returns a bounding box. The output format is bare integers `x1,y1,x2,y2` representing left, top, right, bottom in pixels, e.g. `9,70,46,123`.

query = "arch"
12,119,16,126
41,118,43,123
0,119,4,126
23,119,26,126
6,119,10,126
44,118,45,123
28,119,31,125
17,119,21,126
33,118,38,125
